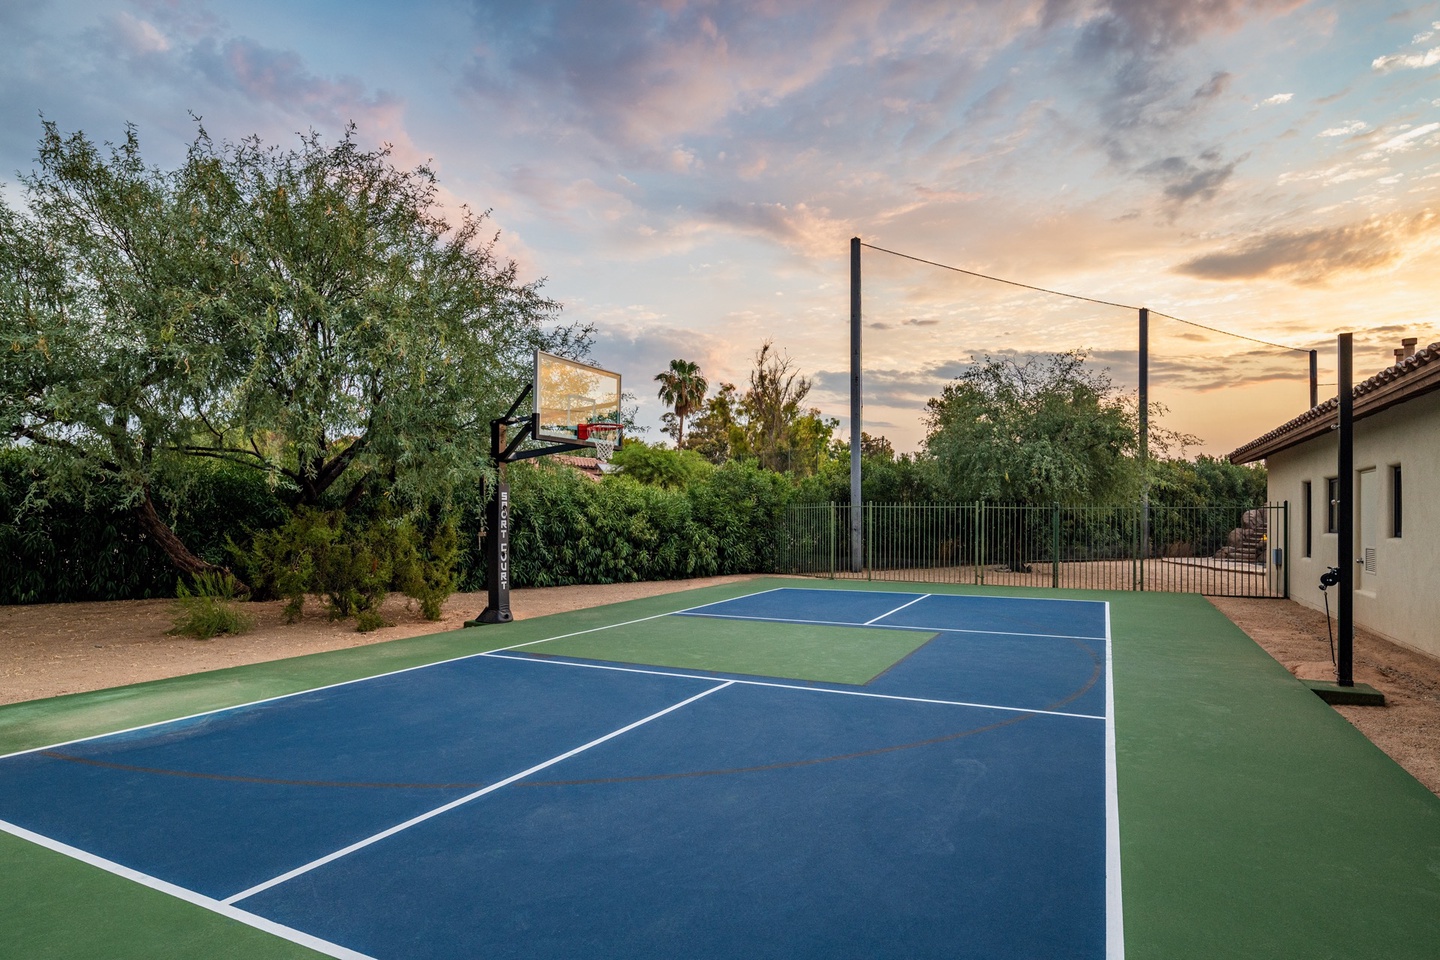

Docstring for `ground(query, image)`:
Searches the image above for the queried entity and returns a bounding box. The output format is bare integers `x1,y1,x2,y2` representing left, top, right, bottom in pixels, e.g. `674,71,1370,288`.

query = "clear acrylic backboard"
533,351,623,445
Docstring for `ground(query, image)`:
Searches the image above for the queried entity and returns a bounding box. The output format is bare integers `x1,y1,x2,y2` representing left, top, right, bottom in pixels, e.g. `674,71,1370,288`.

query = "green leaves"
1,119,588,583
922,351,1138,506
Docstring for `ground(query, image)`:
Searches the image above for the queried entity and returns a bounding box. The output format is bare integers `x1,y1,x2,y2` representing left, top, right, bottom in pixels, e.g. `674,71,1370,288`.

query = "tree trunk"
132,490,250,593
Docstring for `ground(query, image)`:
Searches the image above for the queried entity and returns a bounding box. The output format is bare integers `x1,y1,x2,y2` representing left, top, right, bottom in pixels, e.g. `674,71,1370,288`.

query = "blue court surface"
0,587,1119,959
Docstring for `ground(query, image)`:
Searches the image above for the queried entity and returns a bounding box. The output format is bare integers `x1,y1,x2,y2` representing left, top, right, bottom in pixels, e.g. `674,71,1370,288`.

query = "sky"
3,0,1437,456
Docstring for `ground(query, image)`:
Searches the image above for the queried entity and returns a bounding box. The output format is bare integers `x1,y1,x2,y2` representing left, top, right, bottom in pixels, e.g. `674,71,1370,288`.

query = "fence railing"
777,501,1287,598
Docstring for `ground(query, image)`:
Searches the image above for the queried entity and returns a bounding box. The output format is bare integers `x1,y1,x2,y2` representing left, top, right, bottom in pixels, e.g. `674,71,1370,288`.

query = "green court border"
4,578,1440,959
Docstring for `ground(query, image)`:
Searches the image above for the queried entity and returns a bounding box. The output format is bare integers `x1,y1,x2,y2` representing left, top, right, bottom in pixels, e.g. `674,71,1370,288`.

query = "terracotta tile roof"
1229,340,1440,464
551,453,606,481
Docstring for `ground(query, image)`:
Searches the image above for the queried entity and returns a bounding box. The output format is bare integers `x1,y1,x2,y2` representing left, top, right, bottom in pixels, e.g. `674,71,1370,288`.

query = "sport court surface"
2,579,1439,959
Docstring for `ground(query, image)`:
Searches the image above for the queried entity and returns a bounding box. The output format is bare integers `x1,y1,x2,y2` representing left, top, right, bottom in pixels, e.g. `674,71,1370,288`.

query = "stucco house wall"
1263,389,1440,660
1231,340,1439,662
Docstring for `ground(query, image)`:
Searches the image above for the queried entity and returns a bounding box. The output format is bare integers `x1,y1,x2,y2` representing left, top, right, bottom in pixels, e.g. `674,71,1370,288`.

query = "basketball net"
588,424,621,464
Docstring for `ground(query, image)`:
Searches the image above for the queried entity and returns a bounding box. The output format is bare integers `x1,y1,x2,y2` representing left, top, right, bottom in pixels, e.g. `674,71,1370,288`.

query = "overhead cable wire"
860,242,1136,311
1147,311,1311,354
860,242,1310,355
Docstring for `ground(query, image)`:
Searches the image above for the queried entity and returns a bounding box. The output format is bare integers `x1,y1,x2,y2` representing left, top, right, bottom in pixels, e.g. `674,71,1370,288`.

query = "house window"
1302,481,1313,557
1326,477,1339,533
1392,464,1402,538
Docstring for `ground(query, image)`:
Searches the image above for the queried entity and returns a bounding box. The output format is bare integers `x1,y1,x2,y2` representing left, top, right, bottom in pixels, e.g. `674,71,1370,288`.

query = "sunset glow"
4,1,1436,454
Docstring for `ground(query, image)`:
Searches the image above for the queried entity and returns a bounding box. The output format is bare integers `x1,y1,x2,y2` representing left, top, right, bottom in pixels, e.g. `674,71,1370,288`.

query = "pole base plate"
1302,679,1386,706
463,607,513,627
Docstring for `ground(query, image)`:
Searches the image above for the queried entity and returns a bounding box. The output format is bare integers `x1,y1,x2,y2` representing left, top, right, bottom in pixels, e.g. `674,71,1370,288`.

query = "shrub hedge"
4,452,799,604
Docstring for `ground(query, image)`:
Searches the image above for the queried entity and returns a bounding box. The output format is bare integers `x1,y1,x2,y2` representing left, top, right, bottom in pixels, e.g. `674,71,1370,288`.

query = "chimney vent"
1402,337,1418,359
1395,348,1405,362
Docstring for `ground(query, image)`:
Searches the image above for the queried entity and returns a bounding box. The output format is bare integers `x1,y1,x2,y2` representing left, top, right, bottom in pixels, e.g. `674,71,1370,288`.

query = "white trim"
223,681,734,905
0,818,377,960
674,610,1107,642
1104,602,1125,959
864,594,932,624
481,652,1105,721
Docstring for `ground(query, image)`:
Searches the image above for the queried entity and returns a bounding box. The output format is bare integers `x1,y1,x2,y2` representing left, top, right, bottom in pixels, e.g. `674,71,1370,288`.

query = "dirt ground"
1,578,1436,797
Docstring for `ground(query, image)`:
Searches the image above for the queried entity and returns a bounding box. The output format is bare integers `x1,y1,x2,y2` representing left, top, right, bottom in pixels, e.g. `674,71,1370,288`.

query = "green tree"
735,340,835,475
654,359,708,448
0,122,251,580
687,382,741,464
922,351,1137,505
0,120,587,585
609,441,713,489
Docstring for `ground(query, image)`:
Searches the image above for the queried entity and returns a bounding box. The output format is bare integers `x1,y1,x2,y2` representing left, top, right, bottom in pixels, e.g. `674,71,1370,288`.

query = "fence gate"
777,502,1287,599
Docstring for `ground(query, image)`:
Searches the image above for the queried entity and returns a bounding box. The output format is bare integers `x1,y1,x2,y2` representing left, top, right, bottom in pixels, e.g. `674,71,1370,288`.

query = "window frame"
1302,480,1313,557
1326,476,1339,534
1391,464,1402,538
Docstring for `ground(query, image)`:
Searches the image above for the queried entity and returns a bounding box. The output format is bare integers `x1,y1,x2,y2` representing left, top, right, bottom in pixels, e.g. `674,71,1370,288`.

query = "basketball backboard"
533,351,622,445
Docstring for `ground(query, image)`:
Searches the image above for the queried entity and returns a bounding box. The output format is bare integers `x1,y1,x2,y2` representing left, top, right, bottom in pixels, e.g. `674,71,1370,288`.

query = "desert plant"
168,572,253,640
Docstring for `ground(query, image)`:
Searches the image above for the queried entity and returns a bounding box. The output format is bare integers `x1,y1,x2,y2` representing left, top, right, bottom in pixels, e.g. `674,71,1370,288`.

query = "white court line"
223,680,734,906
482,652,1105,721
1104,602,1125,959
0,590,777,764
0,818,377,960
674,610,1107,642
749,586,1110,606
864,593,931,625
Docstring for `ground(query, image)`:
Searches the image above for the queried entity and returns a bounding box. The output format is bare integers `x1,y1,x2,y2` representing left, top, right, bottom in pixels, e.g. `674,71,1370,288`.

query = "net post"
1138,307,1150,589
850,236,863,573
1337,333,1354,687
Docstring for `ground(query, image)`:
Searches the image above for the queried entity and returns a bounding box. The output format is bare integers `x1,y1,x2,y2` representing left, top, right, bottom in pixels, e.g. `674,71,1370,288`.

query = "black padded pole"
850,236,863,574
1336,333,1354,687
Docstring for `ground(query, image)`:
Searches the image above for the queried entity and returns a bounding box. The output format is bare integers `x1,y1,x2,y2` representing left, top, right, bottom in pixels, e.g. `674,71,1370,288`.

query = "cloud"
1318,121,1368,137
1192,71,1232,100
1365,122,1440,156
1140,151,1247,206
1255,92,1293,108
108,11,171,56
703,199,850,258
1045,0,1306,175
188,37,405,134
1173,211,1440,284
1370,19,1440,72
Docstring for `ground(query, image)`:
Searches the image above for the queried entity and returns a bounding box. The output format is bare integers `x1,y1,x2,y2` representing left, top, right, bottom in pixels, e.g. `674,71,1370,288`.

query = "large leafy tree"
0,120,588,582
654,359,707,448
922,351,1137,505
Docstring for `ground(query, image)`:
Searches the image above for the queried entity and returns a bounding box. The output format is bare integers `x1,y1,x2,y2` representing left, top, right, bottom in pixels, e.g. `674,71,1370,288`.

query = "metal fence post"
1051,502,1060,589
829,501,837,579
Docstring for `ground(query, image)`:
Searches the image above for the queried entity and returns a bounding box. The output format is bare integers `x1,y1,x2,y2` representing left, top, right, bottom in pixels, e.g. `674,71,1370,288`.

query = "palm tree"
654,359,708,448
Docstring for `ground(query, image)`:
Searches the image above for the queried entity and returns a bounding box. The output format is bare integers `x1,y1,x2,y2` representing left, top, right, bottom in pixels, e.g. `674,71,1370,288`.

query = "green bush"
609,443,713,489
168,572,253,640
457,458,795,591
236,506,458,630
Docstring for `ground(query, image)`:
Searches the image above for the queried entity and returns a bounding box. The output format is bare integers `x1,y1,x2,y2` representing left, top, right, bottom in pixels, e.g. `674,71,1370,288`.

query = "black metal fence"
777,502,1287,598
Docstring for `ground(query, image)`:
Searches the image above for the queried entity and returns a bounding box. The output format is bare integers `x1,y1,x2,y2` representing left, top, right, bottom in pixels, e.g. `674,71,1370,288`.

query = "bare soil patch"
2,579,1436,799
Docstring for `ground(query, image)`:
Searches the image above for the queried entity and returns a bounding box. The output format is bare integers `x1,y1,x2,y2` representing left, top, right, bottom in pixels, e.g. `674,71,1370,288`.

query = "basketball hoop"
584,422,622,469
